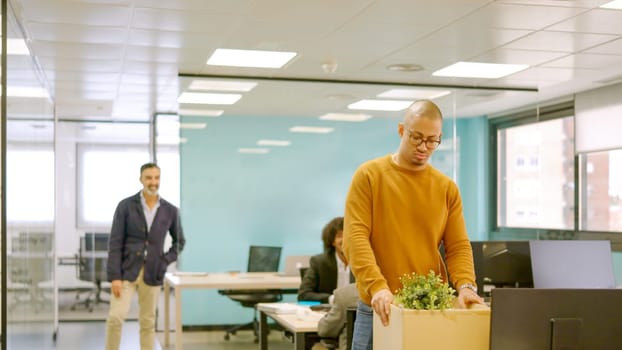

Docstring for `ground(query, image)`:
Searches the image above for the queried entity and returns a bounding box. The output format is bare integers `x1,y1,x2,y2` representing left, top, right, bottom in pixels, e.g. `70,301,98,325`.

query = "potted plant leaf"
373,270,490,350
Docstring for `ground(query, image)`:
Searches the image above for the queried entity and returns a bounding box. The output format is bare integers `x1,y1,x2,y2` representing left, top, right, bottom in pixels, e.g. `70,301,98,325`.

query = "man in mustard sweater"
342,99,484,350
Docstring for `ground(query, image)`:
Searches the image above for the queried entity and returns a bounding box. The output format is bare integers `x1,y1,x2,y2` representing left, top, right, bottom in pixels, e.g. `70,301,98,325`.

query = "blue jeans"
351,300,373,350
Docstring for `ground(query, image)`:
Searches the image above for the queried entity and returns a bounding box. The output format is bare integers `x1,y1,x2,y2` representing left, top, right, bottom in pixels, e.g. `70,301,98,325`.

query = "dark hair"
321,217,344,253
140,162,159,175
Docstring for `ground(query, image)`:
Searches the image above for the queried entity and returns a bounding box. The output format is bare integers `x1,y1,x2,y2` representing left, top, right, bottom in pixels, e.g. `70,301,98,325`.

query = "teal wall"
179,114,488,325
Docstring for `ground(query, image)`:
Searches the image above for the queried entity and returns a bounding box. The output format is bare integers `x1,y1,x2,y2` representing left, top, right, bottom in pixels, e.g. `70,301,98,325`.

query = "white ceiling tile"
44,70,120,83
583,37,622,54
465,2,586,30
25,22,128,44
128,29,219,49
30,41,125,59
124,45,207,64
541,53,622,69
504,31,618,52
473,49,568,66
132,7,241,32
38,57,123,72
547,8,622,35
19,0,131,26
134,0,254,11
55,99,113,118
496,0,610,7
122,61,179,75
503,66,600,82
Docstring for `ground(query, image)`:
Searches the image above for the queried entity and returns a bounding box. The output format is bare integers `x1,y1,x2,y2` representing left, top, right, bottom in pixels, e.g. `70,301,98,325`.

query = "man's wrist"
458,283,478,294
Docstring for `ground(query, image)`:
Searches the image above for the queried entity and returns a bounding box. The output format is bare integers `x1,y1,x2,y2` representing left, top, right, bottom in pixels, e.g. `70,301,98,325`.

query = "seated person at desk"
298,217,353,303
317,283,359,350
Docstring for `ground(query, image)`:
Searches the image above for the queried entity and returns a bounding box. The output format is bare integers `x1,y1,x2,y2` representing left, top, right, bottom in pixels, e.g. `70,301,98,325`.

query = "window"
579,149,622,232
6,144,55,224
493,102,575,231
77,144,180,228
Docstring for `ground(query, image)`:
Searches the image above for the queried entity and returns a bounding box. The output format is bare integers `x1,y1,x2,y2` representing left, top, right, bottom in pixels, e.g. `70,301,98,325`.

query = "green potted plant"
373,270,490,350
394,270,456,310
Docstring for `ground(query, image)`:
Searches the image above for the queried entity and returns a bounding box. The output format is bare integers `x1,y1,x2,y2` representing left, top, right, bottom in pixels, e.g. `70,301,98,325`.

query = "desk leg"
294,332,305,350
259,310,268,350
175,287,183,350
164,280,170,346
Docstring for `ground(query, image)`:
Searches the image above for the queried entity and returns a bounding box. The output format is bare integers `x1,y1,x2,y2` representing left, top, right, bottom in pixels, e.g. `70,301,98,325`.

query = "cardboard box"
373,304,490,349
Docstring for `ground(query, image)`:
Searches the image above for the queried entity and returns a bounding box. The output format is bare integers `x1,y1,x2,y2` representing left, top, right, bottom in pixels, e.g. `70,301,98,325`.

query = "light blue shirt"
140,191,160,232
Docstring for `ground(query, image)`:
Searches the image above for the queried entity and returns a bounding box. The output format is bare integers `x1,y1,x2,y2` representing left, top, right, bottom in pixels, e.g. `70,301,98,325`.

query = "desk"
163,272,301,350
258,307,324,350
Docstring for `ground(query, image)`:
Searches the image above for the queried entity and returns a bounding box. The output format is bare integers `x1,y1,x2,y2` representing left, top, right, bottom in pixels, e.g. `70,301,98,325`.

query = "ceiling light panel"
177,92,241,105
433,61,529,79
348,99,412,111
207,48,297,68
178,108,224,117
238,148,270,154
179,123,207,129
601,0,622,9
257,139,291,146
188,79,257,92
377,89,451,100
289,126,334,134
319,113,372,122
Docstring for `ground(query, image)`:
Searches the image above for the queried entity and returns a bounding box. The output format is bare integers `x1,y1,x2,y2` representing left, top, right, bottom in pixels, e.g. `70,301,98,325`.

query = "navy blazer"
298,251,354,303
107,192,186,286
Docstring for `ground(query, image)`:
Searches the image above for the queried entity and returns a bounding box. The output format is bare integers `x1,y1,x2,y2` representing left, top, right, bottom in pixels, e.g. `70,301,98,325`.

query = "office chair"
219,245,283,343
72,233,110,312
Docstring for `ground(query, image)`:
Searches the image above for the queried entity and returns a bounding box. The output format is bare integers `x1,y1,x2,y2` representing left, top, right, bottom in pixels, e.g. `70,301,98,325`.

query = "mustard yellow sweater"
343,154,476,304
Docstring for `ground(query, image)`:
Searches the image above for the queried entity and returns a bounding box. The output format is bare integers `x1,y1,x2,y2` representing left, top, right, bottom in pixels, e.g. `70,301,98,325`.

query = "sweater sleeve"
343,165,389,304
442,181,477,288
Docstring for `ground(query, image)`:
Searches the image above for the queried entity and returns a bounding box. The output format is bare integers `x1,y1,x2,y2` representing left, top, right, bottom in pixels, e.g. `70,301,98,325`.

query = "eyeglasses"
406,129,441,150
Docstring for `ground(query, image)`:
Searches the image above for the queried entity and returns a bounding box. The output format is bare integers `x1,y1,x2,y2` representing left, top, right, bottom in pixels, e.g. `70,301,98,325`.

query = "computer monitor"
247,245,282,272
490,288,622,350
529,240,615,289
470,241,533,296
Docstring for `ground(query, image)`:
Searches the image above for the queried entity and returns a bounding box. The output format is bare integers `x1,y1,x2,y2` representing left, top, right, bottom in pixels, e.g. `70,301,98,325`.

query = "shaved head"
403,100,443,125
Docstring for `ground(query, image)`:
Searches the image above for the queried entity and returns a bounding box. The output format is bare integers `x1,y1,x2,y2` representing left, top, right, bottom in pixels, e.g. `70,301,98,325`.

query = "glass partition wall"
4,0,56,348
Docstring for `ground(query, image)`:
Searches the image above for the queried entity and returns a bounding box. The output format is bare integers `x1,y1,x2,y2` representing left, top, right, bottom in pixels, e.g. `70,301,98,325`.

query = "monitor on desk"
282,255,311,276
470,241,533,296
248,245,282,272
490,288,622,350
529,240,615,289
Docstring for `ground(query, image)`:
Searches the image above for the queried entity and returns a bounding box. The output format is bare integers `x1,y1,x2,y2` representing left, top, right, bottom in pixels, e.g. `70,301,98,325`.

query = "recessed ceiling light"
377,89,451,100
319,113,372,122
177,92,241,105
289,126,334,134
386,64,424,72
238,148,270,154
178,108,224,117
348,99,412,111
433,62,528,79
601,0,622,9
257,139,291,146
188,80,257,92
179,123,207,129
207,48,297,68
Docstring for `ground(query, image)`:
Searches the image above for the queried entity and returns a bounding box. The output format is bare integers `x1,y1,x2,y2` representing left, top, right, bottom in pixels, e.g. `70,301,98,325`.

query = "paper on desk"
256,302,300,314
